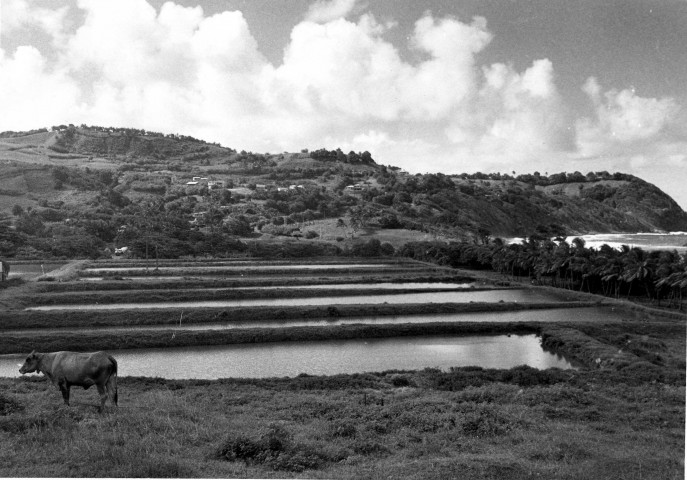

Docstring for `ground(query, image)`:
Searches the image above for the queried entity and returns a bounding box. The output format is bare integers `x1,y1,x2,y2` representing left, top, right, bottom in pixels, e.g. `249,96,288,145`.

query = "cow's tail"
107,355,118,406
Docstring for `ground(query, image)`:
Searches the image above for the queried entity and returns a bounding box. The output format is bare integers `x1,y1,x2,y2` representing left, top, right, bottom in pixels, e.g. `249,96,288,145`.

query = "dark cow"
19,351,118,412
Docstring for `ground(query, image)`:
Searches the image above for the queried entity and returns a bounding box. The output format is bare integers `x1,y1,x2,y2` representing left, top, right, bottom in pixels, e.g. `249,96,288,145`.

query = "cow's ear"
29,350,36,358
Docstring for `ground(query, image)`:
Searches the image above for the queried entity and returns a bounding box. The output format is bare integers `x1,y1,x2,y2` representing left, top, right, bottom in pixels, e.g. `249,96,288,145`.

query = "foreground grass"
0,366,684,479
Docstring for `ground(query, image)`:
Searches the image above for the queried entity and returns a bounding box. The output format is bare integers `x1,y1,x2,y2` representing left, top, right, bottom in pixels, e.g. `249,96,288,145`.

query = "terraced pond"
26,288,561,311
83,264,397,274
0,334,574,379
5,307,626,334
2,258,612,377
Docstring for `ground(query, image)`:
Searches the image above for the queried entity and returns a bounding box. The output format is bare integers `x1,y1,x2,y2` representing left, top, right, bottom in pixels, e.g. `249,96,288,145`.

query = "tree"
477,227,491,245
621,247,654,299
15,212,44,236
224,215,252,236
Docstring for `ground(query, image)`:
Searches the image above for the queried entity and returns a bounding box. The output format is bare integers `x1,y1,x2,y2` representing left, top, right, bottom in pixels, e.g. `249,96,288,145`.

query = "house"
187,176,209,185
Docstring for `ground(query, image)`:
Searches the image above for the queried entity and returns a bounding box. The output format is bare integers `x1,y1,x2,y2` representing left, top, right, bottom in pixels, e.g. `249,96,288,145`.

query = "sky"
1,0,686,209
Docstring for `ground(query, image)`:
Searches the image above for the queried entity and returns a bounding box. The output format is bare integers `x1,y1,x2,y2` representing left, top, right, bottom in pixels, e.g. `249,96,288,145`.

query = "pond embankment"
2,301,605,330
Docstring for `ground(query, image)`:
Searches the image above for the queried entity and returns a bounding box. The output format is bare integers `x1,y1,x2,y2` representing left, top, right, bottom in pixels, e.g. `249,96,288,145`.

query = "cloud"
304,0,361,23
1,0,70,45
0,46,82,129
577,77,680,152
2,0,686,208
568,78,687,207
440,57,575,175
0,1,575,172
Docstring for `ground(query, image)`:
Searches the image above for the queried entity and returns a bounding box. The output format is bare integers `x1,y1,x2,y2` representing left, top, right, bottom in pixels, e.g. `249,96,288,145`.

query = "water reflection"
0,334,574,379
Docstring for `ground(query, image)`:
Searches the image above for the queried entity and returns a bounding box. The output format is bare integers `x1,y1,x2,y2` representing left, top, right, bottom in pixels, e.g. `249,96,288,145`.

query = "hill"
1,125,686,258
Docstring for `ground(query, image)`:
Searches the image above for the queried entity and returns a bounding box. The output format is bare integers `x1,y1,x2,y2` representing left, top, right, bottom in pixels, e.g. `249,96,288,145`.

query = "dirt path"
0,260,89,310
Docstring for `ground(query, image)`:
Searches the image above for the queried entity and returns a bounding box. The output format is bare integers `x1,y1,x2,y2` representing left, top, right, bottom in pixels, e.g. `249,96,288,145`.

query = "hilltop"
1,125,686,258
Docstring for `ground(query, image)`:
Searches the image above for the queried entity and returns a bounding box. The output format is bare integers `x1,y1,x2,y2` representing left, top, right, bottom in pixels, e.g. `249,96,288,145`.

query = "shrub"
215,423,335,472
461,409,511,437
329,421,357,438
268,449,325,472
215,435,266,463
390,375,412,387
0,393,24,416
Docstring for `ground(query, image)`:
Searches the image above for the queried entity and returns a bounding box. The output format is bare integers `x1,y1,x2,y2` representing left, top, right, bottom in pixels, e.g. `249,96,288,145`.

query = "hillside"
1,125,686,258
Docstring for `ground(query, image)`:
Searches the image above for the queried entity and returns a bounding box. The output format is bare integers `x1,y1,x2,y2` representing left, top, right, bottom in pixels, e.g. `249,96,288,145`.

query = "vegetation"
2,126,687,262
399,240,687,310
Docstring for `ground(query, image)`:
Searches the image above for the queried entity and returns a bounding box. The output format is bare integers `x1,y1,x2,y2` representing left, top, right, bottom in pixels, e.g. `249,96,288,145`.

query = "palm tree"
655,264,687,310
621,247,654,299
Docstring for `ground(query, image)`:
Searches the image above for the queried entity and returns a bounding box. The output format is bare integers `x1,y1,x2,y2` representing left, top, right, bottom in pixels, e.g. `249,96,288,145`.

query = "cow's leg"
97,384,107,413
105,376,118,408
59,381,70,406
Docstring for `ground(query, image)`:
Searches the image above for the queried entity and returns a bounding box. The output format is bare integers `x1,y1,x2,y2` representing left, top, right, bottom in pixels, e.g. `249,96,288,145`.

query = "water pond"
77,280,474,290
0,334,574,379
84,264,395,274
26,288,562,311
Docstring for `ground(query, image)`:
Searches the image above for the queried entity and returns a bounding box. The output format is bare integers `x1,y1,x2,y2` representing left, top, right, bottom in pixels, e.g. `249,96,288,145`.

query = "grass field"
0,366,684,479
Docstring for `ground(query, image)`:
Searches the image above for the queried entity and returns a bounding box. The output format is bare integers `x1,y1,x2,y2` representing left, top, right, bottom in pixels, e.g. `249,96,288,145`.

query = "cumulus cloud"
573,77,686,197
569,78,687,206
440,57,574,175
0,46,82,129
2,0,68,37
0,0,579,173
1,0,686,207
577,77,680,153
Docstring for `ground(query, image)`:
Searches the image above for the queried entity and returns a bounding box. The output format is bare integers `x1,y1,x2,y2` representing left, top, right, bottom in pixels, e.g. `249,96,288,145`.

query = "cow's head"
19,351,40,374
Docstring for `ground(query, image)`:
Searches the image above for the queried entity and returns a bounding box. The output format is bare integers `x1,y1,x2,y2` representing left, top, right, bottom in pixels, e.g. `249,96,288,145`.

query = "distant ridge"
1,125,686,251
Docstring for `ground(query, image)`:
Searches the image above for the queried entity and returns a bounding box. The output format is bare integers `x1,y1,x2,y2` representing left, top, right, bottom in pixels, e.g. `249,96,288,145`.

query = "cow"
19,351,118,412
0,260,9,281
